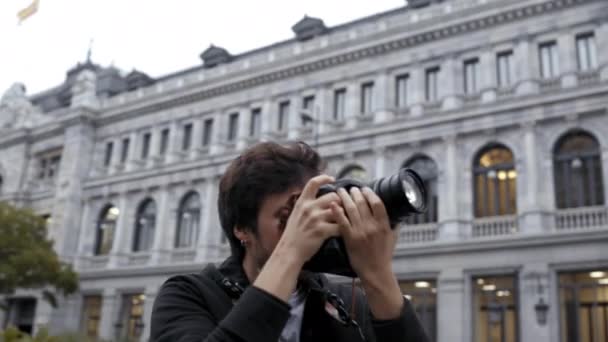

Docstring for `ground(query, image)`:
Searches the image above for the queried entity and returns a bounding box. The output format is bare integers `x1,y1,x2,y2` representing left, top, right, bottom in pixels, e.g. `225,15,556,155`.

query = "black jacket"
150,256,430,342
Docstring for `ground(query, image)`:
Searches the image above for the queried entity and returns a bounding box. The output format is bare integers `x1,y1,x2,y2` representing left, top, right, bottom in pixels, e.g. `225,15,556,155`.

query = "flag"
17,0,40,23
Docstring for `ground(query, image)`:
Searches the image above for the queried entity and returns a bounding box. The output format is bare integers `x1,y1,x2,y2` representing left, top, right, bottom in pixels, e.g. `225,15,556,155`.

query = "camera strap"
213,269,366,341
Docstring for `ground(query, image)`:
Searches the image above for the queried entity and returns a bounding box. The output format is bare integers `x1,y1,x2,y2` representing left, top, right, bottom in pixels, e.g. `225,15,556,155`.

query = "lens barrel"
305,168,428,277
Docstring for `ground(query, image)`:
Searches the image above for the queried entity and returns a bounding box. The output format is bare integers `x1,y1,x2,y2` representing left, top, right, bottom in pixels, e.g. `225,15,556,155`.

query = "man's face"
246,186,302,270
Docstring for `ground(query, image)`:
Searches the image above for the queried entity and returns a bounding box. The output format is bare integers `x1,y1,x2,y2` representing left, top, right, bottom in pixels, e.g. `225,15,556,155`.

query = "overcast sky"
1,0,405,96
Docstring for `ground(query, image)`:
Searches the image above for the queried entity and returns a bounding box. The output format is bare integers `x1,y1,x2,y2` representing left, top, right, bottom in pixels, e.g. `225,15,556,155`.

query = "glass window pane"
473,275,518,342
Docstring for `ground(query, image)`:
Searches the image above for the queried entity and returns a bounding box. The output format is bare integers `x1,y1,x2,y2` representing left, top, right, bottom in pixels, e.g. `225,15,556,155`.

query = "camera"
303,168,427,277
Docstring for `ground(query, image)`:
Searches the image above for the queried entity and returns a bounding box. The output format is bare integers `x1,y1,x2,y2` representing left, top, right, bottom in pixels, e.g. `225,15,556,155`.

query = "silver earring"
240,240,247,247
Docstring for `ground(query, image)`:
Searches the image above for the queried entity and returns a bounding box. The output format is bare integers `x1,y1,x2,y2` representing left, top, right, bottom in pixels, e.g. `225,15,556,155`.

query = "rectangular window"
559,269,608,342
399,280,437,342
395,74,409,108
302,95,315,111
278,101,290,132
228,113,239,142
302,95,315,126
333,88,346,121
141,133,151,159
104,142,113,167
120,138,130,164
576,33,598,71
38,158,47,179
425,67,440,102
159,128,170,155
539,41,560,78
496,51,515,88
202,119,213,146
48,155,61,178
80,295,102,339
250,108,261,137
117,294,145,341
473,275,519,342
464,58,480,94
182,123,193,150
361,82,374,114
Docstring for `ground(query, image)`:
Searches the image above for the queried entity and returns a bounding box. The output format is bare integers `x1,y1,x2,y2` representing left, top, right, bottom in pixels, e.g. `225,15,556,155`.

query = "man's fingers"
361,187,390,228
314,192,342,209
350,187,372,218
330,201,351,232
337,188,361,227
300,174,335,200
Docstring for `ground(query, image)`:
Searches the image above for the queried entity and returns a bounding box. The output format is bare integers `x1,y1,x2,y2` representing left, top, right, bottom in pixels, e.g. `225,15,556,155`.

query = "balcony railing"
169,248,197,263
472,215,518,238
399,223,439,244
79,255,110,270
576,70,600,86
555,206,608,231
125,253,151,267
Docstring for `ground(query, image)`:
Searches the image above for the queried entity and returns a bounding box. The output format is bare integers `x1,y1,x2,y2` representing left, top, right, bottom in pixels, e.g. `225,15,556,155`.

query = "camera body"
303,168,427,277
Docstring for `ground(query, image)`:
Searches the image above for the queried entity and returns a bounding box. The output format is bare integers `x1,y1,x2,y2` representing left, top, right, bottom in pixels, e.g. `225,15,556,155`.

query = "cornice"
97,0,600,123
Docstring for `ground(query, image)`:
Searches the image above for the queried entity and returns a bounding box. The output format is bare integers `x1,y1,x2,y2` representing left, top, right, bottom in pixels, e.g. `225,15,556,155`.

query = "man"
151,141,429,342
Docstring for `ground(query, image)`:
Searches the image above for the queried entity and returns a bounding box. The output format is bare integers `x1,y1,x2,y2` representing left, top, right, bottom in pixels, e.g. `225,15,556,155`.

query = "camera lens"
401,172,424,211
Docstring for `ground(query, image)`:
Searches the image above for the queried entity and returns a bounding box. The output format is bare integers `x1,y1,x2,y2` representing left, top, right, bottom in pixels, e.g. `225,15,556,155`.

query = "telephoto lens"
303,168,427,277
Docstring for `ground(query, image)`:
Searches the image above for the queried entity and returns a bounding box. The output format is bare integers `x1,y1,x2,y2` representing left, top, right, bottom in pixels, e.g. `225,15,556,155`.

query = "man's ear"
233,226,249,242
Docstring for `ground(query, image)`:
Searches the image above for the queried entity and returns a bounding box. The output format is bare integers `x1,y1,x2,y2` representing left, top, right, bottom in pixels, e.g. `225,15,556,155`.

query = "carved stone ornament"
0,83,48,131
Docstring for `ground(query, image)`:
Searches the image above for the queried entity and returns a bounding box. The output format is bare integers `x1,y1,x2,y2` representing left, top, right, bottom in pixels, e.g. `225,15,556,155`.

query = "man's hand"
254,175,342,302
331,187,404,320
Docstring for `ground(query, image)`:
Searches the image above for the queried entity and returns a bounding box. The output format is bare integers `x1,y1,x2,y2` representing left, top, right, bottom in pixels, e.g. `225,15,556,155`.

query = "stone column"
408,66,424,117
165,120,180,163
374,147,388,179
98,289,118,341
74,199,91,269
440,56,463,111
141,285,160,342
515,36,540,95
147,125,161,168
260,100,275,140
109,193,129,268
197,177,222,262
191,118,204,158
373,71,392,123
316,86,331,136
558,33,578,88
150,186,171,265
209,113,222,154
437,269,466,342
519,122,552,234
32,294,54,336
344,81,360,129
237,109,250,150
480,48,497,103
287,95,302,140
438,135,462,241
519,264,551,342
125,131,139,172
597,21,608,80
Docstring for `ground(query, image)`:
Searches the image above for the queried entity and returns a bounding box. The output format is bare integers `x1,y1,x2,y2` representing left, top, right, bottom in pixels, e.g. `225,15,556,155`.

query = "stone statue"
0,83,48,130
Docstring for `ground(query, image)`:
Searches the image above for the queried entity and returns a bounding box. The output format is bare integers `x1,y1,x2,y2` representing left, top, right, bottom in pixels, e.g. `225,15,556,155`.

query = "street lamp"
534,274,549,326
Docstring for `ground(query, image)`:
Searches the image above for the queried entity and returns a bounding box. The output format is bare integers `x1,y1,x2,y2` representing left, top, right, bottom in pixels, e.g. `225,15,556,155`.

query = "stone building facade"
1,0,607,341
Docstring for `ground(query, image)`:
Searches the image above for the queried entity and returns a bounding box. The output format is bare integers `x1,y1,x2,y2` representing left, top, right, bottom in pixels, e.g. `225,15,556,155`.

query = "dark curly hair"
218,141,326,260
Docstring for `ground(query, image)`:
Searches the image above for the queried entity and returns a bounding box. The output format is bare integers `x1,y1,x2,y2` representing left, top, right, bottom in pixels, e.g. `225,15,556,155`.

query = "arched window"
175,192,201,248
403,155,438,224
553,131,604,209
95,205,119,255
473,145,517,217
338,165,369,182
132,199,156,252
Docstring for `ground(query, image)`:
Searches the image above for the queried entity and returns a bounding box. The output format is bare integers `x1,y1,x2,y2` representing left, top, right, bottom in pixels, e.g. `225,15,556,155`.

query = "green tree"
0,201,78,310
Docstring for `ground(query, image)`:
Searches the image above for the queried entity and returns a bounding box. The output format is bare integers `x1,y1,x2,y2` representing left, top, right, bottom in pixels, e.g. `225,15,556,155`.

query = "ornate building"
1,0,607,341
